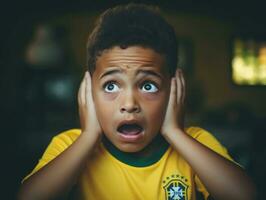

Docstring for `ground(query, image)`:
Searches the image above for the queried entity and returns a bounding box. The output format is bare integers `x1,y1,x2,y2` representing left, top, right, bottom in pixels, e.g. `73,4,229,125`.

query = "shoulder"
185,126,225,152
186,126,218,142
50,128,82,147
55,128,82,140
21,129,82,182
185,126,235,161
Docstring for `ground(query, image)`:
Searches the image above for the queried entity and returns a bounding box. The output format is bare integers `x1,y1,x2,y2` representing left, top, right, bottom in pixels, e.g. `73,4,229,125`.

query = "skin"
92,46,171,152
17,46,256,200
162,70,256,200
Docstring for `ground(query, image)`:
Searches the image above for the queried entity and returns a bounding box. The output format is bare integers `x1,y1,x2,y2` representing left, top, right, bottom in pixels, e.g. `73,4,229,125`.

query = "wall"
48,11,266,118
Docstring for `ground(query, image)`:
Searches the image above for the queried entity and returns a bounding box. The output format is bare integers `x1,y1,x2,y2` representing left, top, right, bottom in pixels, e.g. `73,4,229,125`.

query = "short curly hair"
87,3,178,76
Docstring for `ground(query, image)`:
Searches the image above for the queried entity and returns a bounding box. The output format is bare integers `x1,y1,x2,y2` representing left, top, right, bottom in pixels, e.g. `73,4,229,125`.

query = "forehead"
94,46,167,75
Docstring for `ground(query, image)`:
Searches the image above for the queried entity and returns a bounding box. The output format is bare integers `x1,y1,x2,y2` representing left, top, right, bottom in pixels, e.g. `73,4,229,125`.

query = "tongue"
119,124,143,135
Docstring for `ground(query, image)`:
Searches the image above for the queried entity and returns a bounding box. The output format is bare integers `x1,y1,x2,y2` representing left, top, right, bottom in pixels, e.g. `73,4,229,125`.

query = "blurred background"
1,0,266,199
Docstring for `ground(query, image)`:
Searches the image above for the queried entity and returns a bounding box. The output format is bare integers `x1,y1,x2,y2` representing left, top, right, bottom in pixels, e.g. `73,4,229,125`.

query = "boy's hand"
78,71,102,140
161,69,185,136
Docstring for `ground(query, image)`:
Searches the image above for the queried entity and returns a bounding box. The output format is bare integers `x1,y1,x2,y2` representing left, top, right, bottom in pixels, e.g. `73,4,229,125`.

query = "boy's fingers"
85,71,92,105
168,77,177,109
78,82,82,105
175,69,182,102
180,71,186,103
78,73,86,106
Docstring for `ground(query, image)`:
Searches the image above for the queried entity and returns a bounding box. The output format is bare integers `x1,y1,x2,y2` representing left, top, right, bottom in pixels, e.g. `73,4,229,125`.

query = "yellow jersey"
23,127,236,200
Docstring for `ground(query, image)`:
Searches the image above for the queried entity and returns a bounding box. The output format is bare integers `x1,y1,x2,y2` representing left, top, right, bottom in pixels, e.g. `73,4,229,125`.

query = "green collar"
102,133,170,167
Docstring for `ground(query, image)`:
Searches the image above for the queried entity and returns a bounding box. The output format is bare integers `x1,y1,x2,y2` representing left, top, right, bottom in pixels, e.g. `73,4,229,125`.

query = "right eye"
104,82,120,93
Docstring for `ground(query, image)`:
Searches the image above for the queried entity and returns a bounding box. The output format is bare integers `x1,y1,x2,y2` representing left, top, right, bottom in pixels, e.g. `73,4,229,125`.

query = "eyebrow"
99,68,163,79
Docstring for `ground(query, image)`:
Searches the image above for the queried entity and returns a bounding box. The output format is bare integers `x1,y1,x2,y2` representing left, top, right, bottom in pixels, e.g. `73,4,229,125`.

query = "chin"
116,143,146,153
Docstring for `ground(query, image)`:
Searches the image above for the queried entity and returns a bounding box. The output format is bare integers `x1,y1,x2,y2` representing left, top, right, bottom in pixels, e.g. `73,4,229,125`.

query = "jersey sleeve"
187,127,239,200
22,129,81,183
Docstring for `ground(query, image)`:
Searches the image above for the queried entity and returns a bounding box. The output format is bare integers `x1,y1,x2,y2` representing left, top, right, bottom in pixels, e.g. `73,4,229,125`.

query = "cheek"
102,93,119,101
148,103,166,123
93,91,116,127
142,92,161,101
142,93,168,124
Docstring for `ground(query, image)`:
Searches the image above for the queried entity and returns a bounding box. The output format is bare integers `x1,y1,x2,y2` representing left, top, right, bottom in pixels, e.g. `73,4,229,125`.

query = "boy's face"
92,46,171,152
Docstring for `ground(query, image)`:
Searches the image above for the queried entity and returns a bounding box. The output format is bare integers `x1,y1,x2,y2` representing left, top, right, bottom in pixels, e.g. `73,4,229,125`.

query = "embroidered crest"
163,174,189,200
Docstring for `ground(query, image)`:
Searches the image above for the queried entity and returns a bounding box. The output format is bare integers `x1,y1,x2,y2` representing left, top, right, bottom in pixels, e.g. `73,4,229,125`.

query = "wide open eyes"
103,81,159,93
140,81,158,93
104,81,120,93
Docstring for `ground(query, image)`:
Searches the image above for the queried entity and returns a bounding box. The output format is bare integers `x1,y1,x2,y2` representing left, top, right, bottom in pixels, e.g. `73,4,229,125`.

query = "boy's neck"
102,133,169,167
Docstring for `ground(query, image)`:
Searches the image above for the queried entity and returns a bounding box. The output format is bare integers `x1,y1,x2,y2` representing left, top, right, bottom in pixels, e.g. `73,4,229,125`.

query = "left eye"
104,82,120,93
141,82,158,93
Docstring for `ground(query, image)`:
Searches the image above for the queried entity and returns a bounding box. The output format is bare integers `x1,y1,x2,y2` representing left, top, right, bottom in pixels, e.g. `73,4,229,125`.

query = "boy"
18,3,256,200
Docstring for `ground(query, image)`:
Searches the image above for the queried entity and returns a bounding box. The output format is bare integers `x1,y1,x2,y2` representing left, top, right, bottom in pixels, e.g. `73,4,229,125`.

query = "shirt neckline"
102,133,170,167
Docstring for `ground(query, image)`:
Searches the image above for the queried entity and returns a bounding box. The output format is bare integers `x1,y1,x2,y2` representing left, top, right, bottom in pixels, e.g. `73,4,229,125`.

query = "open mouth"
117,123,144,135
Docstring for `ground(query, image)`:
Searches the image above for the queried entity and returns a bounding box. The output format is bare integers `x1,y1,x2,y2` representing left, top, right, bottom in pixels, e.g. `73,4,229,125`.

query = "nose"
120,90,140,113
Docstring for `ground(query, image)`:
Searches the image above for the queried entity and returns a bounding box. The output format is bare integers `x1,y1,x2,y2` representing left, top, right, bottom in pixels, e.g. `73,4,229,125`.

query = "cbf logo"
163,174,188,200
